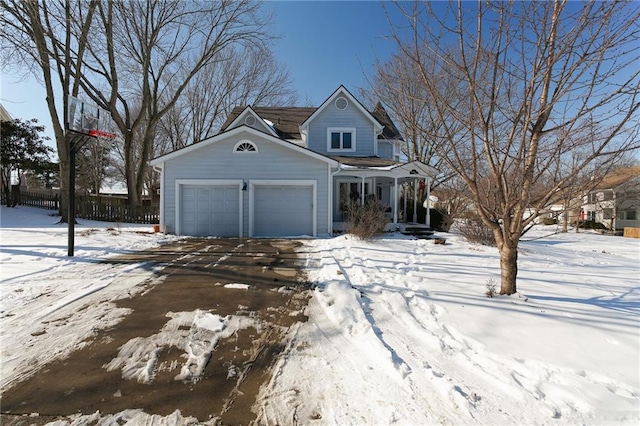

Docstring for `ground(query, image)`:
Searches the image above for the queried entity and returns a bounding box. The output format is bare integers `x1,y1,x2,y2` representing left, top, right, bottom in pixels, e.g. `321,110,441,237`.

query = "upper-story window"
233,140,258,154
327,127,356,152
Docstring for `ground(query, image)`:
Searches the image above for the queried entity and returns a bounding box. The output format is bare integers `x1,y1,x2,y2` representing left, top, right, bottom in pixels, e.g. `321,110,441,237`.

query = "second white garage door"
180,184,240,237
253,184,314,237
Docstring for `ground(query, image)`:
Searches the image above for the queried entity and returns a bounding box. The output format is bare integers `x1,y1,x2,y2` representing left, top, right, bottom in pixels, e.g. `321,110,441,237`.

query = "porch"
330,158,438,234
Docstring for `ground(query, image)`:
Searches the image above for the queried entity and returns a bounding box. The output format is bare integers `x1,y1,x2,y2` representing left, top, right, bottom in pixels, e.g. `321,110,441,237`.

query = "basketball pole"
66,99,116,257
67,132,90,257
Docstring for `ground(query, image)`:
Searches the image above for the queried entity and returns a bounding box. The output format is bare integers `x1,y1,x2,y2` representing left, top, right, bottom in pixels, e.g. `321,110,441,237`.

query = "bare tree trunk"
498,243,518,295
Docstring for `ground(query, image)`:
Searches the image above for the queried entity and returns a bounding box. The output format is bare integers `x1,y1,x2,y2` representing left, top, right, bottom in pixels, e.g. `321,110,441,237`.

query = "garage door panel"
180,185,240,237
254,185,313,237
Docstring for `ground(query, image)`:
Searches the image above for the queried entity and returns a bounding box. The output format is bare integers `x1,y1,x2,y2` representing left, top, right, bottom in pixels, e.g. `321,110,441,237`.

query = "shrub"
430,208,453,232
542,217,557,225
345,200,388,240
485,278,497,298
577,220,607,230
457,216,496,246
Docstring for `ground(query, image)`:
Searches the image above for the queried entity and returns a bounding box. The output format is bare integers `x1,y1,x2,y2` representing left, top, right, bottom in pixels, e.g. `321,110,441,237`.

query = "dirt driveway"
1,238,310,425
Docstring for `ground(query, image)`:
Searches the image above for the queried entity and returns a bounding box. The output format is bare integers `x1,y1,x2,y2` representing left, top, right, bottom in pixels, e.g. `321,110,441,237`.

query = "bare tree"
387,0,640,294
77,0,272,207
157,45,298,153
1,0,98,221
1,0,274,208
364,52,454,186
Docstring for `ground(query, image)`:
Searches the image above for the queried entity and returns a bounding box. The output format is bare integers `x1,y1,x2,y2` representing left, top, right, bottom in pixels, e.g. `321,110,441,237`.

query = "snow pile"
45,409,215,426
254,230,640,425
104,310,260,384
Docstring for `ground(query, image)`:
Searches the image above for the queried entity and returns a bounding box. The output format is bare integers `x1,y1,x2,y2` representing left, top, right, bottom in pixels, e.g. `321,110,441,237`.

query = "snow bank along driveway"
255,231,639,425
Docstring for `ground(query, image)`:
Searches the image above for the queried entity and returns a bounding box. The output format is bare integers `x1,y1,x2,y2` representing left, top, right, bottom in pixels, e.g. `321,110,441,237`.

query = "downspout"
152,164,164,232
361,176,365,205
329,164,341,235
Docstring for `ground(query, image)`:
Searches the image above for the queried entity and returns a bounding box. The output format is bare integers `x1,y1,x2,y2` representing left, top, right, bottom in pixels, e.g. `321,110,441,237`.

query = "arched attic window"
233,140,258,154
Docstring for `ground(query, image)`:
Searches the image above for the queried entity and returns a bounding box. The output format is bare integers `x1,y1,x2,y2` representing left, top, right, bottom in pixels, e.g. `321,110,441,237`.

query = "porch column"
361,176,365,205
393,177,399,226
425,179,431,227
403,182,407,222
413,179,418,223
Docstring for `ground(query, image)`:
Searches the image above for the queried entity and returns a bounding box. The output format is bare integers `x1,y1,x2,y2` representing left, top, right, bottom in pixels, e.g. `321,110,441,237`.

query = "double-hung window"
327,127,356,152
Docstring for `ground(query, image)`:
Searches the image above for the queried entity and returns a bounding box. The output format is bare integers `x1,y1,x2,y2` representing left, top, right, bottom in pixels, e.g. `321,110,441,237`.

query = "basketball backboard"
67,96,117,139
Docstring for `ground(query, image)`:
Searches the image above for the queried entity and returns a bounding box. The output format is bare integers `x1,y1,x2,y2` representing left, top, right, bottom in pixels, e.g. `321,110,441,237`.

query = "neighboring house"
149,86,437,237
581,166,640,230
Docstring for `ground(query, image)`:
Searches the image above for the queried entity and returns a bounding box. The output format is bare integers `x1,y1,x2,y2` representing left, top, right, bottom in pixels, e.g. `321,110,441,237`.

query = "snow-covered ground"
1,206,639,425
0,206,179,392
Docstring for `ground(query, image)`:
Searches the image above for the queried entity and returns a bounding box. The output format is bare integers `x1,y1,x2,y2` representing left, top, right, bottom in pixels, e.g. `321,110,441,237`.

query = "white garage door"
180,185,240,237
253,185,313,237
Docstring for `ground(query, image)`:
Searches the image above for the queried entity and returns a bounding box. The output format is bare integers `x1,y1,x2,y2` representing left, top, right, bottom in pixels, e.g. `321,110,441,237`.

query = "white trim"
152,163,165,232
232,140,258,154
150,125,338,167
300,85,383,137
327,127,356,153
335,96,348,110
249,179,317,237
228,106,278,137
174,179,243,237
329,164,341,235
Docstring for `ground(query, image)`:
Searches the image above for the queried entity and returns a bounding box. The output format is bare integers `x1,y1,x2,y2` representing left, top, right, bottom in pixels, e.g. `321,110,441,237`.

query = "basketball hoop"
66,96,120,257
88,129,117,139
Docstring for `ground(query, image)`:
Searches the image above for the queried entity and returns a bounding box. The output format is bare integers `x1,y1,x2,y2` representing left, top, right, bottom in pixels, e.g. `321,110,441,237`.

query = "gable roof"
221,106,280,138
300,85,383,135
149,125,338,167
595,166,640,190
371,102,403,141
218,86,404,143
220,106,315,140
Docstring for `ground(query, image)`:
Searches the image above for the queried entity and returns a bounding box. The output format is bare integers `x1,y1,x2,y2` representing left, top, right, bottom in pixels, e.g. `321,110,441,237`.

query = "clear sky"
266,0,399,105
0,0,399,145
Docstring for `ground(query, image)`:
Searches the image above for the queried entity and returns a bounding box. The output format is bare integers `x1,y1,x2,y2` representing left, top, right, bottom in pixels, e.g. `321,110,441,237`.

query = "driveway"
0,238,310,425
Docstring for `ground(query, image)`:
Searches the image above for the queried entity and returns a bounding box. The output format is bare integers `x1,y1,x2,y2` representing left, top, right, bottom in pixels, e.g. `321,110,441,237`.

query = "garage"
252,183,315,237
180,184,240,237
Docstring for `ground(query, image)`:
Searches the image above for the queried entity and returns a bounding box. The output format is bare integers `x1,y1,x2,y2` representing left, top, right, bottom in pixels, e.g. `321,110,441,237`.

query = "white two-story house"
581,166,640,230
150,86,437,237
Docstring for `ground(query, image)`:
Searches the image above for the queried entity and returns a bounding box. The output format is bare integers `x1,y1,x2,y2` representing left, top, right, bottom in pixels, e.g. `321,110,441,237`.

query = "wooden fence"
8,189,159,224
20,189,60,211
75,194,159,224
623,227,640,239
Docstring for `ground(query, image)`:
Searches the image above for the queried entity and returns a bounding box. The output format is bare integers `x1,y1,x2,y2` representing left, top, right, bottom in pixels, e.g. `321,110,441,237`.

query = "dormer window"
327,127,356,152
233,140,258,153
